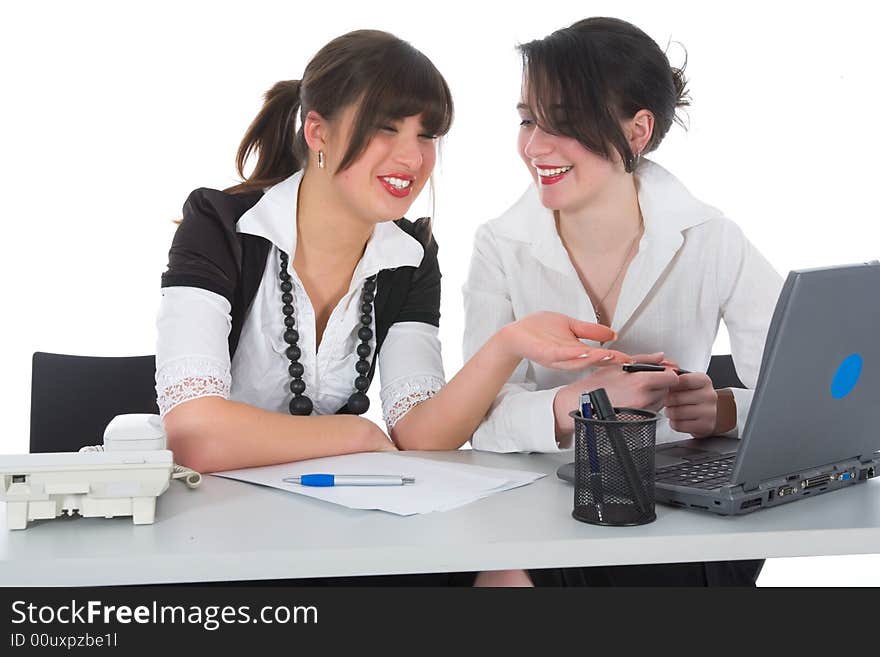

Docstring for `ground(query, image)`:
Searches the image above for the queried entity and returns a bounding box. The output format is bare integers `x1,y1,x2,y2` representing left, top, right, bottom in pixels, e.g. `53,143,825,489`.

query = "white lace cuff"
155,356,231,416
381,374,445,431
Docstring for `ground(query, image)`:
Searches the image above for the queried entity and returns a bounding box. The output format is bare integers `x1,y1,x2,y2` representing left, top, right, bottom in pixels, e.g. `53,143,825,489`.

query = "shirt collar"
491,159,722,274
489,159,725,335
236,170,425,278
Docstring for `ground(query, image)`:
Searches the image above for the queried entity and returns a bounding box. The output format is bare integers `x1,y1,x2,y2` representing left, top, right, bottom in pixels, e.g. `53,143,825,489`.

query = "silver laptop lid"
732,262,880,490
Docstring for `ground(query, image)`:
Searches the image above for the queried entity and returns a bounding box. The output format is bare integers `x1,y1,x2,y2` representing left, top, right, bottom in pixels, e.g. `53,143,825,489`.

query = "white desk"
2,450,880,586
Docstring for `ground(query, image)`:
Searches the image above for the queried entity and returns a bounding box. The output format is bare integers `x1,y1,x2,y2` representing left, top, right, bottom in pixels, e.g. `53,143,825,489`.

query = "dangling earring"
318,150,325,169
631,150,641,170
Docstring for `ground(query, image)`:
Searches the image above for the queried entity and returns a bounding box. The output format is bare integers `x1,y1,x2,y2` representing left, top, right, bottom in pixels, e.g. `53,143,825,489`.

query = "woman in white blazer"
463,18,783,586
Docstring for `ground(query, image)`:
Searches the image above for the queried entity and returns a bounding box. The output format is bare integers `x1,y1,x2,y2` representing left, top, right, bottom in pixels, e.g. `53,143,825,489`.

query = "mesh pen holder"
570,408,660,527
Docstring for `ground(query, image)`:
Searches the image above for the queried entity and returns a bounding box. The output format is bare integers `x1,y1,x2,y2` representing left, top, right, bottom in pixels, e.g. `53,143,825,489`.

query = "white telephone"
0,414,201,530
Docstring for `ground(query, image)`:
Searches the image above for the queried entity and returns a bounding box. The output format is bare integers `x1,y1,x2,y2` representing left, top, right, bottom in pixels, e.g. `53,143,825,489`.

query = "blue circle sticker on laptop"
831,354,863,399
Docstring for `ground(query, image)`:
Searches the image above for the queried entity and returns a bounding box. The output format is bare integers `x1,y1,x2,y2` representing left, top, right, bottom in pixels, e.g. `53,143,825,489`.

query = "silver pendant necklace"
589,227,642,325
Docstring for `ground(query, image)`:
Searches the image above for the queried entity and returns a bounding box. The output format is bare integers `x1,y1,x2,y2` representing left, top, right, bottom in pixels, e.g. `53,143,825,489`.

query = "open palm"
505,312,632,370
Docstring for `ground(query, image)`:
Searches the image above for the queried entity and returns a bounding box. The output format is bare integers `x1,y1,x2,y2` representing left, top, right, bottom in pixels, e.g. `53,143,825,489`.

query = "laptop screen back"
732,262,880,490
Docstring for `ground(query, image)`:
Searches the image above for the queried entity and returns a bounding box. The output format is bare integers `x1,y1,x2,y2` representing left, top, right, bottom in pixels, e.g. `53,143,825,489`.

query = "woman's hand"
551,352,679,437
349,416,398,452
664,372,718,438
390,313,630,452
497,312,631,370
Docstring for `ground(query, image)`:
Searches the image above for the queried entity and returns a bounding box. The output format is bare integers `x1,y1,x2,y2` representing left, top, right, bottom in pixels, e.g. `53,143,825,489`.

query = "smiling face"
321,105,438,224
517,101,624,215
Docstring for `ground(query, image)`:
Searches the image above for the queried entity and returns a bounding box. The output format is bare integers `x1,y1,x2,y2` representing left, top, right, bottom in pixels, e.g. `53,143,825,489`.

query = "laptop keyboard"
655,454,736,490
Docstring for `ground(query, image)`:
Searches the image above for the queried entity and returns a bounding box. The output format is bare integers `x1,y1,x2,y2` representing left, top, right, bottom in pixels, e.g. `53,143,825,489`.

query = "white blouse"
463,160,784,452
155,171,446,430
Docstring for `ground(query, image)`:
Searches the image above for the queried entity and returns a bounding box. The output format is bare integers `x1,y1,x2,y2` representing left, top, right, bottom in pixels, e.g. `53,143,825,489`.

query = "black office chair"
707,354,745,390
29,352,159,453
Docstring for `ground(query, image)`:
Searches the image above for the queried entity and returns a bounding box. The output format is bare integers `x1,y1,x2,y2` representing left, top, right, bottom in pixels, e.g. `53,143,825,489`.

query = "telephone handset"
1,414,201,530
84,414,202,489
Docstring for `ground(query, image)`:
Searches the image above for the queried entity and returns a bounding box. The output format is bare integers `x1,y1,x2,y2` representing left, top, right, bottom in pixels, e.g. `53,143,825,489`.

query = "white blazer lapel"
610,229,683,335
491,162,718,338
610,160,718,336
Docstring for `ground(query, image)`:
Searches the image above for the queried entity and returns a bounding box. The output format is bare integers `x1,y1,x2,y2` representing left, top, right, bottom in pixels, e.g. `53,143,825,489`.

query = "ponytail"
229,80,305,193
226,30,453,195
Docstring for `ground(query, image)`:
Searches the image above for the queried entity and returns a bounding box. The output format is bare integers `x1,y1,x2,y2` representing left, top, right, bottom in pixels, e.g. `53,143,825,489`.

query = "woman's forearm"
713,389,737,435
390,328,521,450
163,397,389,473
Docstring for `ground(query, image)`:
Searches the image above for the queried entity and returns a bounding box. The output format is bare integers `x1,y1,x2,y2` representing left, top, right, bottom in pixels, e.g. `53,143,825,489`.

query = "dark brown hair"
229,30,453,193
518,17,690,172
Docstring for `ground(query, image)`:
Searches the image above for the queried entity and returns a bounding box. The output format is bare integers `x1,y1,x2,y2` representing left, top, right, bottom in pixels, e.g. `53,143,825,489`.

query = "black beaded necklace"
278,251,375,416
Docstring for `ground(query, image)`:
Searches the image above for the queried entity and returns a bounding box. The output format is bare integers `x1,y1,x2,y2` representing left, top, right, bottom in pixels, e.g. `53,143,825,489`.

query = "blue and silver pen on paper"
283,474,415,487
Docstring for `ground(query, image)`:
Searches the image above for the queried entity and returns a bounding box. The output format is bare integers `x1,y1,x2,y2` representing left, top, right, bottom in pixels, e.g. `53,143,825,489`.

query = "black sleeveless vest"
161,187,440,415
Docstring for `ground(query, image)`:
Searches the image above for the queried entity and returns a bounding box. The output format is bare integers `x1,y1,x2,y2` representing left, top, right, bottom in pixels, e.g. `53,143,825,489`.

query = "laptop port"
740,498,762,510
835,471,855,482
800,474,832,490
859,467,876,481
11,475,26,483
777,485,796,497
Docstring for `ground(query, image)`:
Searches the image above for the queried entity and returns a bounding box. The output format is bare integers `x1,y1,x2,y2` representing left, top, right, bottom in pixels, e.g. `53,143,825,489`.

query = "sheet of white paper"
213,452,544,515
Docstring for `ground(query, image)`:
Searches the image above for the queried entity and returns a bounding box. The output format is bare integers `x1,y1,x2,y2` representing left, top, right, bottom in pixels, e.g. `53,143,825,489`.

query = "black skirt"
527,560,764,587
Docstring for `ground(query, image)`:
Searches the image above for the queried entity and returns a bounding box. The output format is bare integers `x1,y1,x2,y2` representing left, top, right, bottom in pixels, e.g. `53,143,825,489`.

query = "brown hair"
228,30,453,193
518,17,690,173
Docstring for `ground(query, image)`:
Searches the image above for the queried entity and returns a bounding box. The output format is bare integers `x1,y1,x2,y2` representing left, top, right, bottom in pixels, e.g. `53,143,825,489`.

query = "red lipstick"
377,173,415,198
535,166,572,186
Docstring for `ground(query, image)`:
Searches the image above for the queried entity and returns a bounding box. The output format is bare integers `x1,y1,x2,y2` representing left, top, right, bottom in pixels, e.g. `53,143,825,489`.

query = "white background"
2,0,878,585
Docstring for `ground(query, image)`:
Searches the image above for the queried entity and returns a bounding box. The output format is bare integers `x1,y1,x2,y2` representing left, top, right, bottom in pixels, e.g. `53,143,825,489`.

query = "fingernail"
601,355,614,361
578,353,590,358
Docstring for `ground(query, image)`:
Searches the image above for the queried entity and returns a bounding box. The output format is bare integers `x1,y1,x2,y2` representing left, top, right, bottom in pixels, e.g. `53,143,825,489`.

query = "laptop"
558,262,880,515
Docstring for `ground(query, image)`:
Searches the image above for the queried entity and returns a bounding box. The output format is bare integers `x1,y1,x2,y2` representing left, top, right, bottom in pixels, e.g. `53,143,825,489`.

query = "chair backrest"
707,354,745,390
30,352,159,453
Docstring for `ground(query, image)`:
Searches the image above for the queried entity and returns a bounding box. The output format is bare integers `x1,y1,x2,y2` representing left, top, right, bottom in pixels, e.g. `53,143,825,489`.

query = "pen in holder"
570,389,660,527
579,394,604,513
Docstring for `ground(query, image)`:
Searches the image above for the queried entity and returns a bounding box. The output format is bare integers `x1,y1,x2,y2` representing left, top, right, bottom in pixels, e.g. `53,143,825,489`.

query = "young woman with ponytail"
463,17,783,585
155,30,629,479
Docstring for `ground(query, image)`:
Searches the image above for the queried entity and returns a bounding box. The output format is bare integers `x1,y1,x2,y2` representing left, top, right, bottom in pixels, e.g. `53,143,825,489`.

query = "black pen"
588,388,650,515
622,362,690,375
